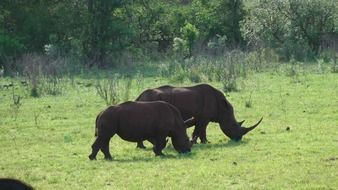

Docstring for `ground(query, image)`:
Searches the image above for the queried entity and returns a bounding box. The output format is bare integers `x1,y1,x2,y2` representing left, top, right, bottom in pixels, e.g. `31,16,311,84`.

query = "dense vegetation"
1,0,337,70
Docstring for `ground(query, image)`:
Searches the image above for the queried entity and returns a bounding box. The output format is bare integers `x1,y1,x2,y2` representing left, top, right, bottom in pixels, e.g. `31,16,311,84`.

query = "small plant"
279,86,287,125
135,72,144,93
30,87,39,97
219,66,238,93
330,58,338,73
95,75,134,105
95,75,119,105
245,91,253,108
33,107,43,128
121,78,132,102
10,83,22,121
0,66,4,77
316,59,325,74
222,76,237,93
285,59,301,83
169,63,187,83
40,76,65,96
188,67,201,83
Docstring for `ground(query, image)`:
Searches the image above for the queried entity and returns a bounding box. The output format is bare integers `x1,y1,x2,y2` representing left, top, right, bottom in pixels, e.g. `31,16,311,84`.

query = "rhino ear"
222,98,234,109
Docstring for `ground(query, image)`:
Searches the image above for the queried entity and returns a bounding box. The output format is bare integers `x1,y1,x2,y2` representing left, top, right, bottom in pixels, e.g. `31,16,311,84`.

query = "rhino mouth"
231,136,242,142
178,149,191,154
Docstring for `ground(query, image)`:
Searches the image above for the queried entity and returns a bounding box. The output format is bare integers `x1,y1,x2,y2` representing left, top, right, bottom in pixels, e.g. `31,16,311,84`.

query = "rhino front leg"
199,124,209,144
152,137,167,156
136,141,146,149
192,120,209,144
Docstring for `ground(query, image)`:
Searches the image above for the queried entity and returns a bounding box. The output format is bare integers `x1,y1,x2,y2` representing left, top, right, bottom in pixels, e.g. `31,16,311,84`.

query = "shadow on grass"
100,140,248,163
192,139,249,151
107,152,195,163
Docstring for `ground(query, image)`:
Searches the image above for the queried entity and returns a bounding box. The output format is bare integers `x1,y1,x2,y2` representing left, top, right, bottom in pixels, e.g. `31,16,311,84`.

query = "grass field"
0,62,337,189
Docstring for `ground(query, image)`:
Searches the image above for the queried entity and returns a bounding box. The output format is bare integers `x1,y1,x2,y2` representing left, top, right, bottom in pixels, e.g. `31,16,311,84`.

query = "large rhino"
89,101,192,160
136,84,262,148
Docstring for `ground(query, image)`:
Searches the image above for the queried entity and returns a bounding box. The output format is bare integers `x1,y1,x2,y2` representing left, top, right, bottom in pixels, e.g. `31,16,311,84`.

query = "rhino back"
115,101,175,141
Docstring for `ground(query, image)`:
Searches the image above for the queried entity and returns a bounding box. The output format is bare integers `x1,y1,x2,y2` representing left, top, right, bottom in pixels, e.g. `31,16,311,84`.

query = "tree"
241,0,338,60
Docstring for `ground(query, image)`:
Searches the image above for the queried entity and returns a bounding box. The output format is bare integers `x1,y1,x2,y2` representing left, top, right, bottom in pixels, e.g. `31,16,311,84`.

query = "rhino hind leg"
89,137,103,160
89,135,113,160
101,137,113,160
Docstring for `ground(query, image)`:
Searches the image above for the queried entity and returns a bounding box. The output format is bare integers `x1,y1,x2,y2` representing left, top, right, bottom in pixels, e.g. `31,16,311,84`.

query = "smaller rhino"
89,101,192,160
0,178,34,190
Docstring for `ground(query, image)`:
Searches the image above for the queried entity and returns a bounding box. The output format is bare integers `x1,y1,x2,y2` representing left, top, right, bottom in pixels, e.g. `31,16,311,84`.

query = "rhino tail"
94,126,98,137
94,114,100,137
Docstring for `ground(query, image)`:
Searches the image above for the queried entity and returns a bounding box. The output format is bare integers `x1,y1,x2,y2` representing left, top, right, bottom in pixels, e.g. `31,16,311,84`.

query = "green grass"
0,64,337,189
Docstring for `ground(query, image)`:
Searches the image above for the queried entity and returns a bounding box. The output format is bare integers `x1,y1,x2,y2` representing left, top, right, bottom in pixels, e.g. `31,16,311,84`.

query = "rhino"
88,101,192,160
0,178,34,190
136,84,262,148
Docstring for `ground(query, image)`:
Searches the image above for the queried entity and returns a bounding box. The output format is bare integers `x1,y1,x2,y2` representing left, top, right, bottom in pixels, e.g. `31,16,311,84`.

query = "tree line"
1,0,337,68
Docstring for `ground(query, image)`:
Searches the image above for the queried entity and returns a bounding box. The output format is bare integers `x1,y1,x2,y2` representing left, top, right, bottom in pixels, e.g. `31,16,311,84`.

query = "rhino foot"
136,144,147,149
104,156,113,160
88,154,96,160
200,140,210,144
155,152,164,156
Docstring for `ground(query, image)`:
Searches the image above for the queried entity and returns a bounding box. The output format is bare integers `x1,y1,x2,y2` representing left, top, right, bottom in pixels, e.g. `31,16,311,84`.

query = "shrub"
95,75,120,106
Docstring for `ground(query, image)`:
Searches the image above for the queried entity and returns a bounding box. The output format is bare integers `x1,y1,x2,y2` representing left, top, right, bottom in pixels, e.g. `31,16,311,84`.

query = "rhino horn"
242,117,263,135
238,120,245,126
184,117,195,128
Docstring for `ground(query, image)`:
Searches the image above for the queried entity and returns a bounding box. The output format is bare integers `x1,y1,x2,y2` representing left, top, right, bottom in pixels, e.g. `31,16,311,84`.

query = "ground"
0,64,337,189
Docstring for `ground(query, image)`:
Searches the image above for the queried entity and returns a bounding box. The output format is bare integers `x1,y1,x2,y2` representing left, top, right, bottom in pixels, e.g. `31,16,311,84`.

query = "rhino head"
218,99,263,141
172,134,192,153
171,121,193,153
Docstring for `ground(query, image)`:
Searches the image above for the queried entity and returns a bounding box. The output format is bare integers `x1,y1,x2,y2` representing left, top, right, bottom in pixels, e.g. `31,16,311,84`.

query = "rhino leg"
89,137,103,160
101,136,112,160
136,141,146,149
192,120,209,144
199,125,209,144
152,137,167,156
89,135,113,160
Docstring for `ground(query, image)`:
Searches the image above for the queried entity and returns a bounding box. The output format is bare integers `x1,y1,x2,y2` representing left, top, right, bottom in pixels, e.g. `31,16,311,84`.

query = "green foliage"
1,0,337,68
0,0,249,67
173,37,188,58
0,33,24,63
180,23,199,57
190,0,245,45
242,0,338,61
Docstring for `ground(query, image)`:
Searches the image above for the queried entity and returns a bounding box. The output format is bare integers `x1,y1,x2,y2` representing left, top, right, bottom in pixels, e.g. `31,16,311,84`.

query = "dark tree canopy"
1,0,337,67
